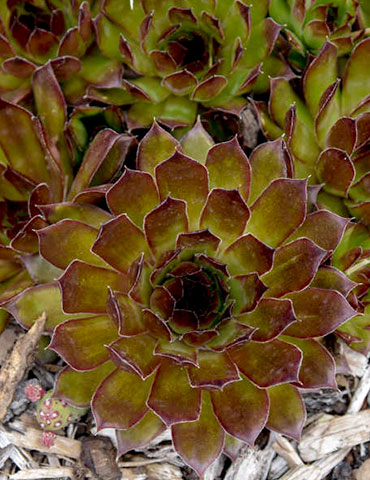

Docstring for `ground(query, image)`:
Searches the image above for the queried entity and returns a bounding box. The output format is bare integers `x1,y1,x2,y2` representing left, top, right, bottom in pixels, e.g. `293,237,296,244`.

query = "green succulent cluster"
0,0,369,477
269,0,368,68
255,38,370,224
91,0,281,128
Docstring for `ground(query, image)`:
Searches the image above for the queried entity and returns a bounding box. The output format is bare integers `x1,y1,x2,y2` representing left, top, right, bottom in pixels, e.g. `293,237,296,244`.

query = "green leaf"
116,411,166,457
0,99,49,183
222,234,273,276
342,38,370,115
156,151,209,230
181,117,214,164
50,316,117,370
247,179,307,248
211,376,269,445
67,129,122,200
261,238,326,297
38,220,104,269
206,137,251,202
59,261,127,314
144,197,188,256
54,362,116,407
303,41,337,118
39,203,111,228
172,392,224,476
92,368,153,430
147,359,201,425
249,138,288,204
200,189,249,246
136,121,179,176
92,214,149,273
108,334,160,379
311,266,356,297
4,283,82,332
33,63,66,143
107,169,159,228
267,384,305,440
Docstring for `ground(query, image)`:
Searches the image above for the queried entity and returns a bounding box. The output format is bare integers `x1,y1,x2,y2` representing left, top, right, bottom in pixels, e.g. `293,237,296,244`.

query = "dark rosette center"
9,0,65,49
165,30,211,73
149,251,232,342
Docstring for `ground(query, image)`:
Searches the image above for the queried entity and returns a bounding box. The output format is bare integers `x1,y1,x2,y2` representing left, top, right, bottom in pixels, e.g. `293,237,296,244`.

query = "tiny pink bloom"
25,384,45,402
42,431,56,448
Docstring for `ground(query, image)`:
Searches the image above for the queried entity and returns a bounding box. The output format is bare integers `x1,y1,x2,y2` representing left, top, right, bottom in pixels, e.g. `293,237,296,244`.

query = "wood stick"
0,313,46,422
272,434,303,468
278,448,351,480
9,466,79,479
0,423,82,460
347,364,370,414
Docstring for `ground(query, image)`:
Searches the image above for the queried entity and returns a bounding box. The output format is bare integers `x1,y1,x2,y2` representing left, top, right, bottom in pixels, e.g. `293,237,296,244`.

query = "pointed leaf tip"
200,189,250,245
58,260,127,314
247,178,307,248
206,136,251,202
92,368,152,431
267,384,305,441
147,360,201,426
144,197,188,256
172,392,224,476
155,150,209,229
211,377,269,445
137,121,180,175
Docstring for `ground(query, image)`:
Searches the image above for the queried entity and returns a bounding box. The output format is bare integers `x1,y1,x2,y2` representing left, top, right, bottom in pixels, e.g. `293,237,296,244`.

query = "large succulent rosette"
4,122,356,475
255,38,370,225
0,1,123,105
88,0,281,129
269,0,363,67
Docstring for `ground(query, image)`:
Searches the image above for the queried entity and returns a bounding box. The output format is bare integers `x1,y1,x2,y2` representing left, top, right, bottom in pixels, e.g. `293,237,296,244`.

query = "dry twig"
9,466,80,479
0,313,46,422
1,421,81,459
272,435,303,468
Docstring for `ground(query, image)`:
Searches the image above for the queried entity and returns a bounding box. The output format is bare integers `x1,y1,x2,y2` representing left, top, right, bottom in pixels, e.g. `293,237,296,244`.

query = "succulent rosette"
87,0,281,129
0,89,132,206
269,0,363,67
3,121,357,475
0,78,135,324
0,1,124,105
255,37,370,225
